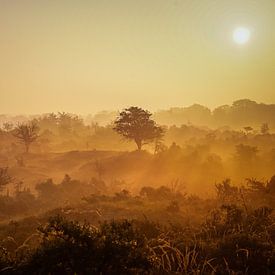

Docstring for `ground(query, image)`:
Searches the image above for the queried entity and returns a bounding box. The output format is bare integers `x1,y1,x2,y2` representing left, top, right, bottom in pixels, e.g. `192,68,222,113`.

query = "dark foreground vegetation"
0,101,275,274
0,176,274,274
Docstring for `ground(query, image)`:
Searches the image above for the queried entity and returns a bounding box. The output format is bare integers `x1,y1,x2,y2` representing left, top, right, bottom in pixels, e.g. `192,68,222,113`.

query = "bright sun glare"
233,27,251,45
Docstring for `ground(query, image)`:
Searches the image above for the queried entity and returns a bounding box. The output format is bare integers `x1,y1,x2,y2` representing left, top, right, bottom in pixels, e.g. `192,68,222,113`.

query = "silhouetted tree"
154,139,167,154
35,178,57,201
57,112,85,136
13,122,39,153
33,113,58,134
114,107,164,150
2,122,13,132
235,144,258,162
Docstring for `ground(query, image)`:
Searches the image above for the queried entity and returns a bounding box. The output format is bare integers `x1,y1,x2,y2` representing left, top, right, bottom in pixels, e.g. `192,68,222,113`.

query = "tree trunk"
25,143,30,153
135,139,142,150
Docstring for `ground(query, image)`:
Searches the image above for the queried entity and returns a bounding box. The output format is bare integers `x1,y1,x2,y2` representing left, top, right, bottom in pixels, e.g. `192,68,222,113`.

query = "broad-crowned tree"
113,107,164,150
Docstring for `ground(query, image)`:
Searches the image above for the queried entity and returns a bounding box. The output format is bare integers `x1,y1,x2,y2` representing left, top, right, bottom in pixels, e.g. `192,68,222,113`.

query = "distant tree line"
1,99,275,130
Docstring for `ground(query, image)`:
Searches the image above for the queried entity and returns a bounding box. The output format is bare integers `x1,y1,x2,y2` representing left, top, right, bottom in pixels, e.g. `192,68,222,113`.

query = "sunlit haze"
1,0,275,114
1,2,275,273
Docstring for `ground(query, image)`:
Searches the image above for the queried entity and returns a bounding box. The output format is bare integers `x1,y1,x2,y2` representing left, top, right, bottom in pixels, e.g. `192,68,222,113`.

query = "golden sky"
1,0,274,114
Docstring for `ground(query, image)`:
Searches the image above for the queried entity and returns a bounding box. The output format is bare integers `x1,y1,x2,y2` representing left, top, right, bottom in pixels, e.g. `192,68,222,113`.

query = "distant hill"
154,99,275,129
84,99,275,130
1,99,275,130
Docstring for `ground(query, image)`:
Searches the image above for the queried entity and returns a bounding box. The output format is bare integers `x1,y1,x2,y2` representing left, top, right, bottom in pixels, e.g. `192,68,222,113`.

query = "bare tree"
13,122,39,153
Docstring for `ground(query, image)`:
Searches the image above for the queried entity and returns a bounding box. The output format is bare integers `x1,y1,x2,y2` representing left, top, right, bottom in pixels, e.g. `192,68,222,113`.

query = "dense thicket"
0,177,274,274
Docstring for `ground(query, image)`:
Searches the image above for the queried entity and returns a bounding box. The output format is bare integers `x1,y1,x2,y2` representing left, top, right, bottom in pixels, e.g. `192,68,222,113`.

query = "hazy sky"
1,0,274,114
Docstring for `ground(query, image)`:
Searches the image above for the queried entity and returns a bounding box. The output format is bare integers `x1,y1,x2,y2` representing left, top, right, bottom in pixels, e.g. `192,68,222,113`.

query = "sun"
233,27,251,45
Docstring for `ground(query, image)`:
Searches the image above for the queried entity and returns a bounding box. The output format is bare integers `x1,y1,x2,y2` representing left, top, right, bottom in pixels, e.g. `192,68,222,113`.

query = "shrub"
13,216,155,274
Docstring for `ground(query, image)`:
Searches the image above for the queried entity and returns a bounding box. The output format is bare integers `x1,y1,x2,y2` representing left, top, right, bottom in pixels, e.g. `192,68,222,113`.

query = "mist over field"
1,0,275,274
1,99,275,197
0,99,275,274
